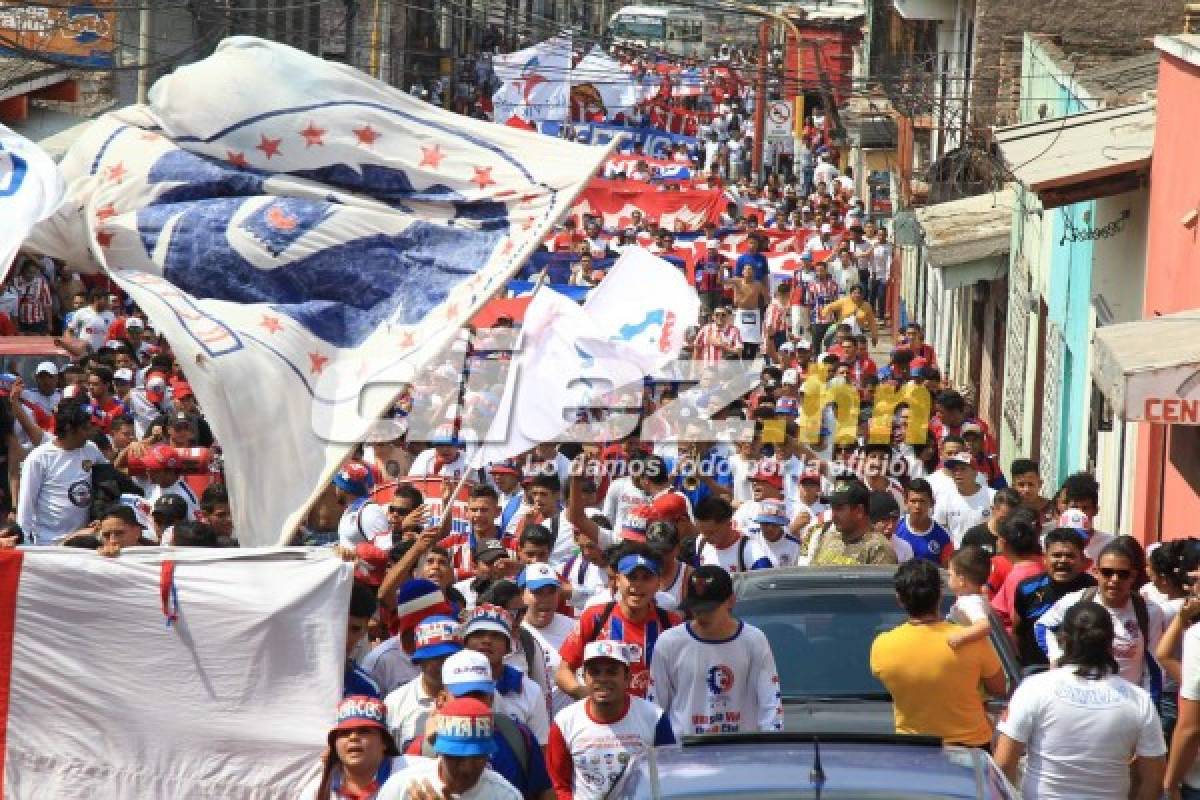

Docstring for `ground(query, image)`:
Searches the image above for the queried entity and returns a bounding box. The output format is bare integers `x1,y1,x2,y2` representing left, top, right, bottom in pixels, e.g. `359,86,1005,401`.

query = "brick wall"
970,0,1185,126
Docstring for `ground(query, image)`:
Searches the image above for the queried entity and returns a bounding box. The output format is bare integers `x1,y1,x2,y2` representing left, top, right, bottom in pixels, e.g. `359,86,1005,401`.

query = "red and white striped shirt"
763,301,788,337
691,323,742,363
15,274,51,326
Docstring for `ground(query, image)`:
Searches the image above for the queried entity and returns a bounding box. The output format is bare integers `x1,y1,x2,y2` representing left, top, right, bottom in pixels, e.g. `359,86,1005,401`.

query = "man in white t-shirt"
518,563,576,715
1166,622,1200,797
933,453,995,547
1035,551,1165,689
16,401,107,544
694,496,773,573
385,615,462,748
22,362,62,416
461,604,550,744
749,499,802,567
65,289,115,353
649,565,783,737
546,641,675,800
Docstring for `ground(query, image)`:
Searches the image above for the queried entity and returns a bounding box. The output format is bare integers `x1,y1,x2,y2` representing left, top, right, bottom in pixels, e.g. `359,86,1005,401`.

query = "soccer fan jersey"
697,534,774,573
559,603,680,697
894,515,954,565
648,621,783,738
546,697,675,800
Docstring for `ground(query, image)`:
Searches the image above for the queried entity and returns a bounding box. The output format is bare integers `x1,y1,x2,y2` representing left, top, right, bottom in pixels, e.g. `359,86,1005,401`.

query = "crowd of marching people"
4,42,1200,800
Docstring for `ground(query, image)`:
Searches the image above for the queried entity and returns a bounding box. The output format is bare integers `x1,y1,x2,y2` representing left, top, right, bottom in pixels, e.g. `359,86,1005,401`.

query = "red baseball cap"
649,492,689,522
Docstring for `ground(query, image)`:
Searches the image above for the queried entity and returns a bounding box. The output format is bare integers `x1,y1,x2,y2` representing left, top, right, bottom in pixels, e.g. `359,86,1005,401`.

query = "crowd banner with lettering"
540,121,698,158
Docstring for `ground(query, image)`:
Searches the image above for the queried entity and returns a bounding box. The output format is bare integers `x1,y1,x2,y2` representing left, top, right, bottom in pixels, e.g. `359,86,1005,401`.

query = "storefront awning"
994,103,1154,209
913,186,1014,290
1092,311,1200,423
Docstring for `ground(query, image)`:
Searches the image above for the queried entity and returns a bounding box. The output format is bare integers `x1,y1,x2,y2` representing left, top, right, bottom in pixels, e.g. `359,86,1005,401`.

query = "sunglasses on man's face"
387,505,413,515
1099,567,1133,581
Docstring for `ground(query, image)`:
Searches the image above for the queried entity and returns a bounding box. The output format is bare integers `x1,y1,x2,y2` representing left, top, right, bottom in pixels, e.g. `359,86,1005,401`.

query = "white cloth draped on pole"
0,124,64,279
0,548,352,798
26,36,607,546
472,247,700,467
491,35,572,124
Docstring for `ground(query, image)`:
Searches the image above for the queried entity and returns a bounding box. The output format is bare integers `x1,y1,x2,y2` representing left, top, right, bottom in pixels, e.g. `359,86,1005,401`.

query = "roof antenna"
810,735,826,795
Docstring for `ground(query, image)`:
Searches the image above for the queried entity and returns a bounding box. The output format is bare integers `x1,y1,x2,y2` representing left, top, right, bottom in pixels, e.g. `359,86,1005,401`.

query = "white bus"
608,6,712,58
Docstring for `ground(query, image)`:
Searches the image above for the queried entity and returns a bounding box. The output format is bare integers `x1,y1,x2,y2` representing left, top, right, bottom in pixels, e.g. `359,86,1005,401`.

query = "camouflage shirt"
805,524,899,567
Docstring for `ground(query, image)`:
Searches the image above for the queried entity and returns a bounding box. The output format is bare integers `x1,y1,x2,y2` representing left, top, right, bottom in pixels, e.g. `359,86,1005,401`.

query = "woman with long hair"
308,696,422,800
995,601,1167,800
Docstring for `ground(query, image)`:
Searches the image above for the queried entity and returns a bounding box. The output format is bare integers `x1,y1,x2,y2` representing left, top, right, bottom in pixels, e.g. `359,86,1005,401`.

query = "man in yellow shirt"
820,285,879,348
870,560,1007,747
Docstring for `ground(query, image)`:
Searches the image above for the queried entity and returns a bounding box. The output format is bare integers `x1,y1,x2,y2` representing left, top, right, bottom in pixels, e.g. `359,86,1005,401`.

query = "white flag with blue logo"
492,35,572,124
27,36,608,546
471,247,699,466
0,124,64,280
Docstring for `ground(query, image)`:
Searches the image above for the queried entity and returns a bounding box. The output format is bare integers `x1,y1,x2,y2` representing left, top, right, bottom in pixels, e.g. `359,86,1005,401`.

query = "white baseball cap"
125,317,145,331
518,563,560,591
781,369,800,386
113,368,134,383
35,361,58,376
583,640,631,666
441,649,495,697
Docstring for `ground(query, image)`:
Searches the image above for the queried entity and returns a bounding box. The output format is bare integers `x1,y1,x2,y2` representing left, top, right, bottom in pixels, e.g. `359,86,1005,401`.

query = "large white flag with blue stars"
28,36,608,546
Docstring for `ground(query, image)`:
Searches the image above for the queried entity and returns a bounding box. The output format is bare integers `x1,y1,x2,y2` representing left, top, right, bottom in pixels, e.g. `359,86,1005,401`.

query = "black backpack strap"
493,714,531,775
591,601,619,643
517,624,538,675
737,536,749,572
1131,592,1150,644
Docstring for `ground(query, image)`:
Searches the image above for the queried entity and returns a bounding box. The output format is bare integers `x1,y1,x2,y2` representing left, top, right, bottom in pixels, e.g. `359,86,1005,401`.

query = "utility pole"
752,19,769,179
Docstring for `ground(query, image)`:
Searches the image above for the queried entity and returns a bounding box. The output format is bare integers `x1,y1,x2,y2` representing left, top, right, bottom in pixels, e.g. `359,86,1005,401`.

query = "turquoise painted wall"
1047,203,1096,484
1013,35,1101,484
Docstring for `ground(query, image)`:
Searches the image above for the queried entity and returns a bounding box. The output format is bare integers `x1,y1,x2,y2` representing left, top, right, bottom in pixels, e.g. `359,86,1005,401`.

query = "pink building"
1095,35,1200,543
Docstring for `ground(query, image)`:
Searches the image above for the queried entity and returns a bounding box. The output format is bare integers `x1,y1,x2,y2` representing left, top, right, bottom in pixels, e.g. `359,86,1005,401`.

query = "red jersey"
691,323,741,364
559,602,680,697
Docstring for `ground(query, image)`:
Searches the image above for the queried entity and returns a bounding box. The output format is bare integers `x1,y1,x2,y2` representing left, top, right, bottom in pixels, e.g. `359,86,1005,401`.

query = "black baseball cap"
476,539,509,563
681,565,734,613
868,491,901,523
151,493,189,522
828,480,870,510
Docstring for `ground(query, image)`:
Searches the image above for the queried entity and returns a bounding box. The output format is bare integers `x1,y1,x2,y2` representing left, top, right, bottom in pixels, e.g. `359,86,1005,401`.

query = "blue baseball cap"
517,563,561,591
411,615,462,663
433,697,498,757
752,498,790,526
617,554,660,576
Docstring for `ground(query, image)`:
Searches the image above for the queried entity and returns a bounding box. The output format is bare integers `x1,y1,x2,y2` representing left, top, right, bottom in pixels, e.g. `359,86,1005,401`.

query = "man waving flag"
27,36,609,546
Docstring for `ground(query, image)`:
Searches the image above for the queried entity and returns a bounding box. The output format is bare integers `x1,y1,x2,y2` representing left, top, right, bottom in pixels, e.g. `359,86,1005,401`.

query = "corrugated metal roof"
913,186,1015,268
993,103,1154,193
1076,52,1159,100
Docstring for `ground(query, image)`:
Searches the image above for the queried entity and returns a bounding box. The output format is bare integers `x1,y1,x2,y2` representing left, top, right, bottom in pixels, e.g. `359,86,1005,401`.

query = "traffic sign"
766,100,792,139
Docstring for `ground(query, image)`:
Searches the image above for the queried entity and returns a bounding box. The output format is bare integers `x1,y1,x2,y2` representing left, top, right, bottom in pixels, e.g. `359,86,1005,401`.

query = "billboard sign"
0,0,115,67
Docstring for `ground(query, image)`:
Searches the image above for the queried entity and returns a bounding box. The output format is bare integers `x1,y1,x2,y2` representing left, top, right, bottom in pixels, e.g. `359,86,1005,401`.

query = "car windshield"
737,587,952,699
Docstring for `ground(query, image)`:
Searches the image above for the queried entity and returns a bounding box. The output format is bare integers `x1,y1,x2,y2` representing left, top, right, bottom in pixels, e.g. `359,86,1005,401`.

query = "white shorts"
735,308,762,344
789,306,810,337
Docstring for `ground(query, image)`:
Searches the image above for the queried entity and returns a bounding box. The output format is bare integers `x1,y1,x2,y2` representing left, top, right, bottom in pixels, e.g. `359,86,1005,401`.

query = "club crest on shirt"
706,664,735,695
82,460,93,471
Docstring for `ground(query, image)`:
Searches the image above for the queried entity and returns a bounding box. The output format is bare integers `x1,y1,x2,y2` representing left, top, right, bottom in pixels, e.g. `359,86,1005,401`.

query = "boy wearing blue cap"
385,615,462,747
